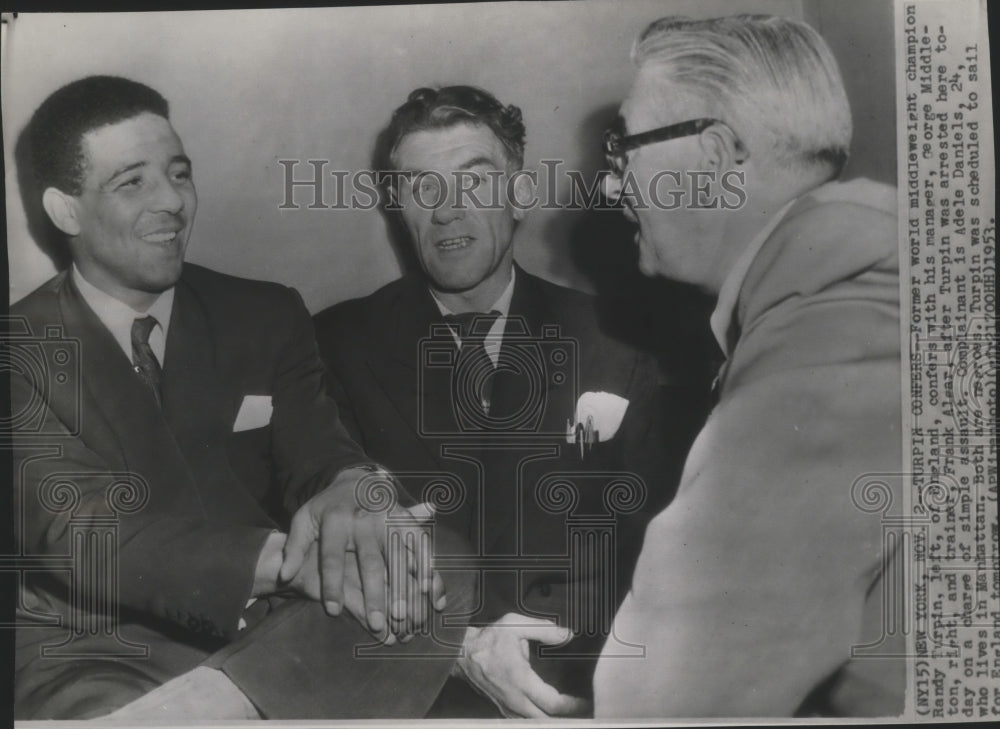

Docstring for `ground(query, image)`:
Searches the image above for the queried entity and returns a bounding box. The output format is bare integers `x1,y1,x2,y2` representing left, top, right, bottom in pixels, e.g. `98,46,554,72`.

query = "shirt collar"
72,263,175,359
430,266,516,319
709,198,797,356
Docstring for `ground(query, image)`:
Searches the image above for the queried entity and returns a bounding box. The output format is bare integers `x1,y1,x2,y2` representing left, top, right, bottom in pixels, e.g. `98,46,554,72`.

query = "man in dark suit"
313,86,701,718
9,75,467,721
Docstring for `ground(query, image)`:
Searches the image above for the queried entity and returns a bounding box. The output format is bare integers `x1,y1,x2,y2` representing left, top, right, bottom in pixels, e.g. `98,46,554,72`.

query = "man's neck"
710,169,827,295
74,262,161,311
431,266,514,314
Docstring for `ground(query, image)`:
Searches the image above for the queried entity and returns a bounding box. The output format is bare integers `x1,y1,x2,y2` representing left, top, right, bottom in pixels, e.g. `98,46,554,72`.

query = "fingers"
405,501,436,522
339,557,369,625
457,616,586,719
499,614,572,645
283,540,321,601
388,530,411,635
355,519,389,638
519,669,591,717
500,689,549,719
431,570,446,611
318,512,350,616
279,510,314,583
399,504,435,594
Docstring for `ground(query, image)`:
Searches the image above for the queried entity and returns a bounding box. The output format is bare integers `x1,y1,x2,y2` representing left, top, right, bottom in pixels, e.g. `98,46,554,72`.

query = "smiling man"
10,75,469,720
594,15,903,717
313,85,701,718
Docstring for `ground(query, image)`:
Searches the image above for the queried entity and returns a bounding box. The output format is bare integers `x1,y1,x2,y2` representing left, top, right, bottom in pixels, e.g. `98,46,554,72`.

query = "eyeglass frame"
603,117,744,176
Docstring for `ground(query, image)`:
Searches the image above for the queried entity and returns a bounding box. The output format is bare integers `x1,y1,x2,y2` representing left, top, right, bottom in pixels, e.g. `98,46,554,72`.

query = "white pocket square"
233,395,273,432
566,391,630,443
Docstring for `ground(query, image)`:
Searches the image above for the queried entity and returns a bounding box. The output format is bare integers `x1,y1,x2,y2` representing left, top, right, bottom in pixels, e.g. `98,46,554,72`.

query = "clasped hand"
456,613,591,717
276,466,445,642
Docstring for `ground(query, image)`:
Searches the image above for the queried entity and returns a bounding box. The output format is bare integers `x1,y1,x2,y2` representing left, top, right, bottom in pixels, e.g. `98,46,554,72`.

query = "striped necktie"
131,315,162,405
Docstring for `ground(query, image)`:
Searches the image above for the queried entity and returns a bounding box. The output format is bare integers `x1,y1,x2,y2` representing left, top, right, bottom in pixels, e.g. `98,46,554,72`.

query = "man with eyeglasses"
594,15,903,717
313,85,702,718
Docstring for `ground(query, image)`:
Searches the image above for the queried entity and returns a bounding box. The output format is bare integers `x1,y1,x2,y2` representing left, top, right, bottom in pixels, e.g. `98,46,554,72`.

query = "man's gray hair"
633,14,852,177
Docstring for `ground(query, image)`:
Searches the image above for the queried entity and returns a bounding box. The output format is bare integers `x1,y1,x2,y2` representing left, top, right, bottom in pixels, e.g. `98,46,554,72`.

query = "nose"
151,174,186,214
431,185,465,225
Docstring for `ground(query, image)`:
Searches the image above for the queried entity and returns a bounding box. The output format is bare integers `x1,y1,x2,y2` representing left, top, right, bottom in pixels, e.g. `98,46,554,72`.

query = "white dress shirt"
430,267,516,366
72,264,175,367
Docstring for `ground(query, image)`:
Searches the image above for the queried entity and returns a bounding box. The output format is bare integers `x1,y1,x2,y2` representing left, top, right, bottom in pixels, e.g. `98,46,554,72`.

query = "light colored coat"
595,179,904,717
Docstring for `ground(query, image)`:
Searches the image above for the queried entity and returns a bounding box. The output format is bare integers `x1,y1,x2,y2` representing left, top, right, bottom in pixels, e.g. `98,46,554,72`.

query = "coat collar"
57,274,206,511
386,263,550,368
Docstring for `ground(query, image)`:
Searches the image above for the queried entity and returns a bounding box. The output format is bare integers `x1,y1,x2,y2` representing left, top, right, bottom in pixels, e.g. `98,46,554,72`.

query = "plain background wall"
3,0,896,310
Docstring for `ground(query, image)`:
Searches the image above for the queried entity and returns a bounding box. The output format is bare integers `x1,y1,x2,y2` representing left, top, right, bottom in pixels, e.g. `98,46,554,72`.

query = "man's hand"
455,613,591,718
280,539,399,642
256,532,405,643
278,466,444,636
252,531,286,598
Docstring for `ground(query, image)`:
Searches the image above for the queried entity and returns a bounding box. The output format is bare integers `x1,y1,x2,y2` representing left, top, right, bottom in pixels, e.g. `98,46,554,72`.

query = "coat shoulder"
522,271,631,352
181,263,293,303
521,271,598,327
10,273,67,327
179,263,311,341
313,275,417,339
740,180,898,328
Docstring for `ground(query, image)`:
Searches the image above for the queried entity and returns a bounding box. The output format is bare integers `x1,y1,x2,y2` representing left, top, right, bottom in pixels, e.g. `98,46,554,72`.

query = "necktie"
445,310,501,417
131,315,162,405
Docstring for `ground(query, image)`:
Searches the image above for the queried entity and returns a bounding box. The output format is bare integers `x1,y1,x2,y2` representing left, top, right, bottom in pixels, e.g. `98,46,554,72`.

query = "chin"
141,268,184,292
429,268,482,293
636,249,660,278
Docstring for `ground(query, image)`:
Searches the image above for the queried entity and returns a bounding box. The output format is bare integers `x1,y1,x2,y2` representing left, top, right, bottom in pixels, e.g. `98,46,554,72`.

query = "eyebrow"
102,154,192,187
402,155,503,176
457,155,501,171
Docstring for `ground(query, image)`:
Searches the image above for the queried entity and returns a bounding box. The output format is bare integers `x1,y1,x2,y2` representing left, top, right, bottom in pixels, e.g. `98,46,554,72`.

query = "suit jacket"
314,265,702,695
595,179,904,717
11,263,367,718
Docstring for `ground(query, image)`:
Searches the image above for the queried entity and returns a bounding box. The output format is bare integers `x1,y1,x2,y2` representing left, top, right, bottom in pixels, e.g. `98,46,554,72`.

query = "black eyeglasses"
603,117,737,177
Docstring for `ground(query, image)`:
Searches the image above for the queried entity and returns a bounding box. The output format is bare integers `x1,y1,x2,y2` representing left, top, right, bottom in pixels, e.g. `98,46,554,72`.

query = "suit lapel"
161,280,229,448
59,277,205,516
160,280,274,524
366,278,456,467
481,270,572,550
490,268,572,431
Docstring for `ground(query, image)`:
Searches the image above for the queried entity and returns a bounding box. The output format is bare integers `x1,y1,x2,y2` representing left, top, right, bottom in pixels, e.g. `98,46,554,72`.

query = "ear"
42,187,81,236
696,124,745,173
510,169,536,222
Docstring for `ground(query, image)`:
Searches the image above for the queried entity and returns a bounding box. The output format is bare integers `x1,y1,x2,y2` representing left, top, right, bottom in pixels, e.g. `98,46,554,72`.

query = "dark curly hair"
25,75,170,196
381,85,526,171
